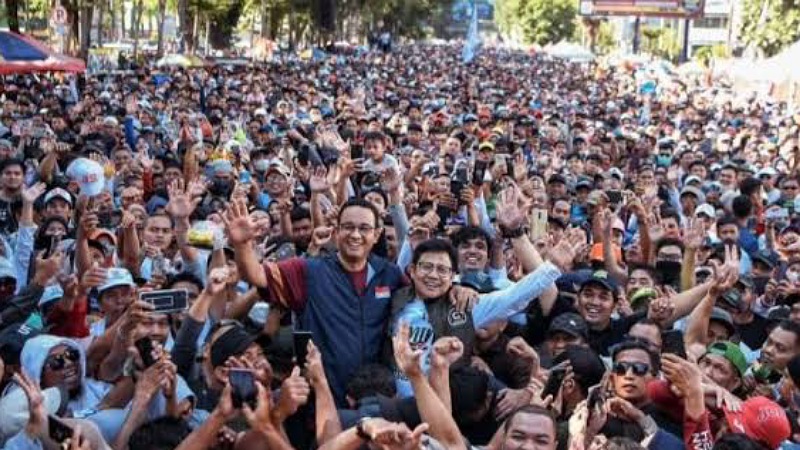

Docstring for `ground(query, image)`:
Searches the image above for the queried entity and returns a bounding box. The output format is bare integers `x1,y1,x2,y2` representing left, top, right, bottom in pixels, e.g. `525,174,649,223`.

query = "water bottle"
393,300,434,397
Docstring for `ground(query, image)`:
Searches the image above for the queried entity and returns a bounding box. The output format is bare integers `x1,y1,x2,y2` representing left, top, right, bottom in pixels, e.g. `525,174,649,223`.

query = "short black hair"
128,417,192,450
654,237,684,255
776,319,800,347
628,263,656,280
345,364,396,402
739,177,762,196
412,239,458,274
717,214,739,229
732,195,753,219
451,226,492,254
659,207,681,223
712,433,770,450
611,339,659,374
450,365,490,424
363,130,386,143
338,198,381,228
504,404,557,435
0,158,23,173
290,205,312,222
166,272,204,291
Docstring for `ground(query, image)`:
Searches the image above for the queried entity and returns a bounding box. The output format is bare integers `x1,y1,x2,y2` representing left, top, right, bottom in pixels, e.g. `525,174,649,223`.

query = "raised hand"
205,267,229,296
496,186,527,231
381,166,403,193
275,367,311,418
506,337,540,369
167,179,202,220
221,199,261,246
242,382,276,434
14,371,47,438
683,218,705,251
305,340,328,389
309,166,331,193
393,321,424,379
547,227,585,271
22,182,46,205
431,337,464,370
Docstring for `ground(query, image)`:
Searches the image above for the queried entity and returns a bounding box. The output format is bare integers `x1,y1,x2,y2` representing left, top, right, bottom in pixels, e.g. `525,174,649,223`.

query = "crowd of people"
0,43,798,450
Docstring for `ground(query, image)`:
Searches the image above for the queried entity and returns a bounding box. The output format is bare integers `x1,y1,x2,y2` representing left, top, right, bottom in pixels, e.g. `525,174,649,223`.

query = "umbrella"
0,32,85,74
155,54,207,68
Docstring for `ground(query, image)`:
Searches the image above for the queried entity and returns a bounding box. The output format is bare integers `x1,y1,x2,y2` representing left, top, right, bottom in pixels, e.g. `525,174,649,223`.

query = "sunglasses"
612,361,650,377
46,348,80,371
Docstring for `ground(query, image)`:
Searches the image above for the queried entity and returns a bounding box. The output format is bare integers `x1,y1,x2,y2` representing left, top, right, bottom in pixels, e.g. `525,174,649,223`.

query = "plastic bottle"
393,300,434,397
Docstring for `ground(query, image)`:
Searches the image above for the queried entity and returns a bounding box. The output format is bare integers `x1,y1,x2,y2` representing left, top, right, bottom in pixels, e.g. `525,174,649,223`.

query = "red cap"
724,396,790,449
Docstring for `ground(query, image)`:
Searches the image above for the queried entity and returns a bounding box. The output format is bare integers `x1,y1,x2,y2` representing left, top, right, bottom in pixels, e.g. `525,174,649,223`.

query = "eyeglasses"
612,361,650,376
46,348,80,371
339,223,375,235
416,262,453,277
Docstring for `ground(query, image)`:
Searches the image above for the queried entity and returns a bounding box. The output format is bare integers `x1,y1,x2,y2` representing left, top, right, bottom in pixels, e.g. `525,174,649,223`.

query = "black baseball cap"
580,270,618,295
548,313,589,341
752,250,778,269
552,345,606,393
210,324,258,368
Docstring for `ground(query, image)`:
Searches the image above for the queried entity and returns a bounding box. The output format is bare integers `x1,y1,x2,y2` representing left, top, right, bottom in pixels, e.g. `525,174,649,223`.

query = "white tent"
545,42,595,62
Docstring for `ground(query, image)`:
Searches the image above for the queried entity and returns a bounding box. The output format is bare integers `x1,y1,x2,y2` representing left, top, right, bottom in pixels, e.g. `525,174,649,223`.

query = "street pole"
680,18,690,62
632,16,641,53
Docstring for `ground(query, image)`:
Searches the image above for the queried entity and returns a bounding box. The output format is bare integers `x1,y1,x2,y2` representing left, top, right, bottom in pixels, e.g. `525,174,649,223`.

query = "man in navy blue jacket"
226,197,475,405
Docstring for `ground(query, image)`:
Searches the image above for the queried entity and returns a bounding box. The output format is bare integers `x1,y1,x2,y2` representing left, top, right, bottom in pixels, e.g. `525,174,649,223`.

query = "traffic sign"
51,6,67,25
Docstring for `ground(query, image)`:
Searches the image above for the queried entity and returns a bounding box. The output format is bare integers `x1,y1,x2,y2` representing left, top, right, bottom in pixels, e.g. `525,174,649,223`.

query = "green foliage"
694,43,728,66
640,25,681,62
496,0,577,46
740,0,800,57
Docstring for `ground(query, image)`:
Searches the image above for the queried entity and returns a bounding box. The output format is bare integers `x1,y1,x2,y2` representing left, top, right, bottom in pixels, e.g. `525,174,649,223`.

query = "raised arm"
223,198,268,288
166,179,202,265
394,323,466,450
306,341,342,445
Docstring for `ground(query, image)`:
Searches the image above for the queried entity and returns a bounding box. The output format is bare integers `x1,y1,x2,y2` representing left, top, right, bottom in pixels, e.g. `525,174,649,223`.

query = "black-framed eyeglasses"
612,361,650,377
416,262,453,277
46,348,80,371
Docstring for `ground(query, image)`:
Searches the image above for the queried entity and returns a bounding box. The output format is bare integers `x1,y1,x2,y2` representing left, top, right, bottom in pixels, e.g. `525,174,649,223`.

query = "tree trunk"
5,0,20,33
97,0,105,45
79,0,94,61
156,0,166,57
177,0,193,53
260,0,269,37
132,0,143,58
109,0,116,41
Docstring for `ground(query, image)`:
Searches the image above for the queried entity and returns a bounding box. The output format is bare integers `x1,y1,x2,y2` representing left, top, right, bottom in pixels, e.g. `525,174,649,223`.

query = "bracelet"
356,417,374,441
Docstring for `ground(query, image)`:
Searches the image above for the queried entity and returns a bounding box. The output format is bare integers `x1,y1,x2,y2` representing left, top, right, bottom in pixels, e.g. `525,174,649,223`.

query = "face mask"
656,260,682,286
656,155,672,167
787,271,799,284
254,159,270,172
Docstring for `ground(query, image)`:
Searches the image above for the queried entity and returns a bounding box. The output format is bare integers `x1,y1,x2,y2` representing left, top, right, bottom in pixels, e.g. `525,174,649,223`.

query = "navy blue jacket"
294,254,404,405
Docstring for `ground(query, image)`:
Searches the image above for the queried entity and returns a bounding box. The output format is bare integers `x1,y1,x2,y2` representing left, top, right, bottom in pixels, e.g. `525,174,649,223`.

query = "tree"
496,0,577,46
740,0,800,57
5,0,19,32
641,25,681,62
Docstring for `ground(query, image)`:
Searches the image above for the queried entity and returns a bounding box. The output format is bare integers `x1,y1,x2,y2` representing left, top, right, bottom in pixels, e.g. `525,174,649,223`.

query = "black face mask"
656,260,682,286
209,179,233,198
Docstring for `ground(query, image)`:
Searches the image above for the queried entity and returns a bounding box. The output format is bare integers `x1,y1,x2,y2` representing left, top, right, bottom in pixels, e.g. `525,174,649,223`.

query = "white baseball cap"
66,158,105,196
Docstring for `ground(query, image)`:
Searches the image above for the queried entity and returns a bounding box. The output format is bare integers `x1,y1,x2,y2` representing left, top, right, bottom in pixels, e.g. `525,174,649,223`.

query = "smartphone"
45,235,61,258
151,255,167,277
472,159,488,186
542,366,567,399
587,386,606,411
239,170,252,185
506,156,515,178
661,330,687,359
48,415,74,445
293,331,313,367
134,337,156,368
229,368,257,409
607,190,623,205
529,209,548,240
139,289,189,314
351,144,364,160
451,165,468,200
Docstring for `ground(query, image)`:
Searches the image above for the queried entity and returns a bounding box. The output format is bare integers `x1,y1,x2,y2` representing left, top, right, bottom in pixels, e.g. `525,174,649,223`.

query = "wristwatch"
356,417,374,441
501,225,527,239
